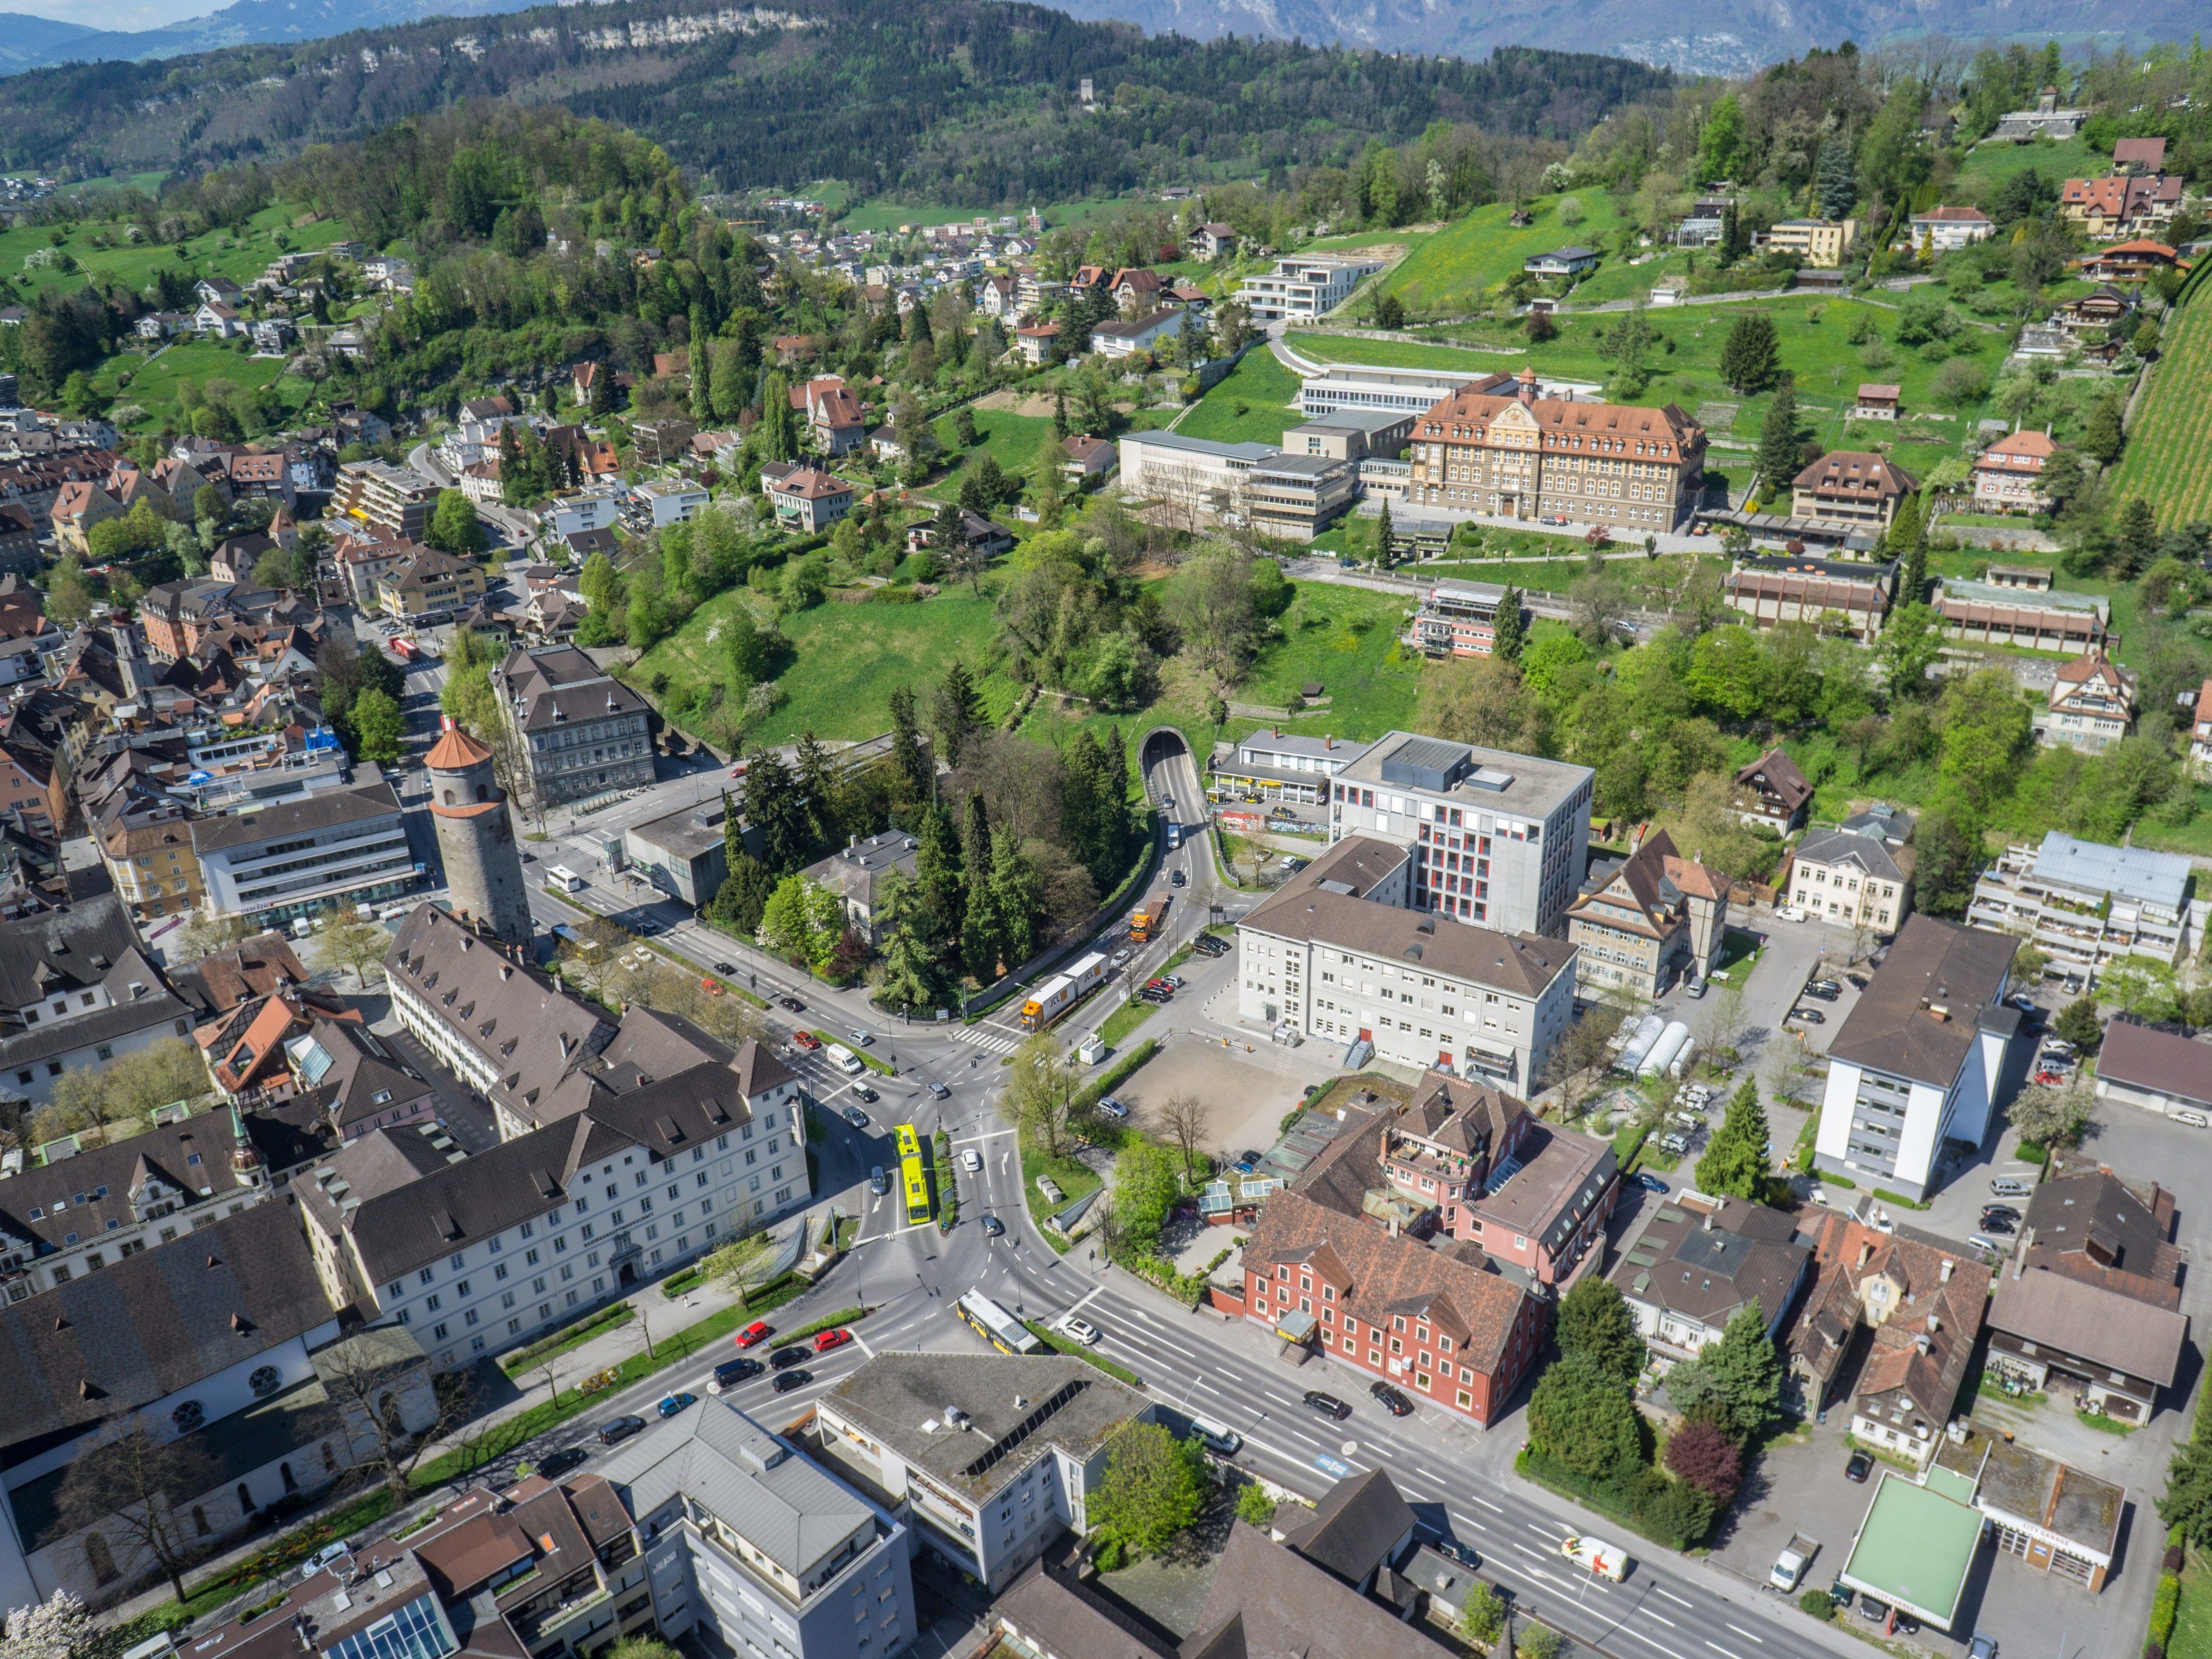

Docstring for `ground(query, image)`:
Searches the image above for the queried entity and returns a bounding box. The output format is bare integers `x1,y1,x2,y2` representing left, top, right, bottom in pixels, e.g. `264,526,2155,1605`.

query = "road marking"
851,1330,875,1358
950,1129,1017,1146
1642,1613,1676,1629
1469,1495,1505,1514
1628,1638,1686,1659
1702,1644,1744,1659
1724,1624,1762,1644
1656,1588,1695,1609
1525,1522,1558,1538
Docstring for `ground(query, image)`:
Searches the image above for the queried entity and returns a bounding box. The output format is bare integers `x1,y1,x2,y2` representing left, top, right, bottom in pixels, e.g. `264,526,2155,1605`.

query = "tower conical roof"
425,716,493,771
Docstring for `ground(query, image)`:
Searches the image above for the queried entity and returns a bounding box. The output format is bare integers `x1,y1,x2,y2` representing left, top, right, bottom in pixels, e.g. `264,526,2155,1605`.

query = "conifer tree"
913,798,965,951
960,794,1001,980
1719,311,1781,394
1491,586,1527,662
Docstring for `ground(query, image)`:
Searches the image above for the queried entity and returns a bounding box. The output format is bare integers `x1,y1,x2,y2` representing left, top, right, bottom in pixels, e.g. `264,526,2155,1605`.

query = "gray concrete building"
600,1400,916,1659
625,799,734,909
191,781,415,926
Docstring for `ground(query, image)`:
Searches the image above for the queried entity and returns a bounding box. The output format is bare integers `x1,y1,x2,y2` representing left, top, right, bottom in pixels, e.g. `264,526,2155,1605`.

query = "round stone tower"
425,716,532,948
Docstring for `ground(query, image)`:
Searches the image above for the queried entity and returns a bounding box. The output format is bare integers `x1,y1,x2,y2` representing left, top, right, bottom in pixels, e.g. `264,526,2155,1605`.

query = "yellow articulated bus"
895,1123,932,1225
954,1289,1044,1355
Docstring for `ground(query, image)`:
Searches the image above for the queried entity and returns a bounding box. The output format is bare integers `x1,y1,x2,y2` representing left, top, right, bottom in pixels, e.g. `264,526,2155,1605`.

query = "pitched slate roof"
0,1199,334,1450
2095,1020,2212,1110
0,1107,258,1256
1194,1520,1445,1659
1826,914,2018,1088
1988,1267,2187,1386
2022,1166,2180,1309
0,888,140,1008
1733,747,1812,813
1280,1466,1413,1585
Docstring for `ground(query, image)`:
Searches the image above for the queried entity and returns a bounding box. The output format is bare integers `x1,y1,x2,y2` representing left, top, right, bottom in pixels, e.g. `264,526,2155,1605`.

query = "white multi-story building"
1813,915,2019,1202
1968,831,2198,990
1236,835,1577,1092
816,1352,1150,1592
1785,829,1913,935
191,781,416,926
1324,733,1593,938
637,479,709,527
1205,729,1374,804
545,489,622,538
1234,254,1388,321
603,1401,916,1659
2034,644,2135,754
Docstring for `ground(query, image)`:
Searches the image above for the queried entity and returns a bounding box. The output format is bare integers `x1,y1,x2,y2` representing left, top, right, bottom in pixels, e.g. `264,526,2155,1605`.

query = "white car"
1063,1318,1101,1345
1776,904,1807,923
301,1542,352,1581
961,1149,983,1173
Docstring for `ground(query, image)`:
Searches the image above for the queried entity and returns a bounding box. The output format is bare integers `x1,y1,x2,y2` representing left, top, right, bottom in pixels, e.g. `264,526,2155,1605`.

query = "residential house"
0,891,197,1111
1786,829,1913,934
250,318,293,355
194,301,244,338
1236,835,1578,1092
337,533,428,611
2061,173,2185,240
1972,429,2058,513
1109,267,1166,312
49,479,118,553
1851,383,1902,420
1909,207,1994,250
1087,306,1192,360
792,376,866,456
767,468,854,535
1790,450,1918,533
2056,285,2138,338
2035,643,2135,753
1523,247,1599,279
1968,831,2195,989
1012,323,1060,365
96,807,204,924
636,479,708,527
1609,1190,1812,1357
905,508,1013,561
1190,222,1239,259
1403,579,1525,658
2093,1019,2212,1121
1724,553,1894,643
0,503,39,574
2077,239,2188,282
1812,914,2021,1201
1790,1208,1989,1463
1405,369,1705,532
801,830,919,943
1566,828,1730,998
1060,434,1116,482
1731,747,1813,832
816,1351,1146,1590
1763,218,1858,266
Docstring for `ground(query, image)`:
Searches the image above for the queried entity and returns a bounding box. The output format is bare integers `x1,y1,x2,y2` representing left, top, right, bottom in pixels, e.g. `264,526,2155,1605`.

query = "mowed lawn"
2107,272,2212,527
634,583,1022,747
92,340,312,428
1286,332,1518,374
1384,193,1630,315
1175,349,1304,444
928,408,1058,497
0,200,355,304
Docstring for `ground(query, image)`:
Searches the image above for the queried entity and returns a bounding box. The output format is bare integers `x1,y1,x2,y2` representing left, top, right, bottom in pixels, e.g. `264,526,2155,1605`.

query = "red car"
734,1321,772,1348
790,1031,822,1052
812,1327,853,1354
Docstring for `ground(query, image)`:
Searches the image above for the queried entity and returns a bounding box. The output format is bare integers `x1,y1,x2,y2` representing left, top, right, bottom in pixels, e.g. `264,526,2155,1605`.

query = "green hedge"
769,1307,870,1349
1515,1446,1713,1553
2157,1574,2182,1647
933,1129,959,1230
1024,1320,1143,1386
501,1302,636,1373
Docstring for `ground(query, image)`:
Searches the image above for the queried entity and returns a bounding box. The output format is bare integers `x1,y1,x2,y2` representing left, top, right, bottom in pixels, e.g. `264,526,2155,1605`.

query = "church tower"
425,717,532,947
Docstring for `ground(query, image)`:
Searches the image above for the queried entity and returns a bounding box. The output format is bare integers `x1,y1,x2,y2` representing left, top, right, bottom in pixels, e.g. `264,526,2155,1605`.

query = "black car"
1430,1538,1479,1570
843,1105,873,1129
1803,983,1841,1002
711,1357,763,1389
981,1214,1005,1237
1844,1448,1874,1483
597,1415,647,1446
1303,1389,1352,1421
854,1084,878,1104
1791,1008,1827,1025
714,961,738,976
1369,1381,1414,1417
1979,1214,2017,1236
772,1369,812,1394
1170,869,1186,887
779,996,806,1013
538,1446,589,1478
770,1344,810,1370
1981,1205,2021,1226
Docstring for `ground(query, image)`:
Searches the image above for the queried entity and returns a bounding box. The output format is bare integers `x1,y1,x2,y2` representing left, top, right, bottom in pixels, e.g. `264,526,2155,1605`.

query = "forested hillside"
0,0,1669,204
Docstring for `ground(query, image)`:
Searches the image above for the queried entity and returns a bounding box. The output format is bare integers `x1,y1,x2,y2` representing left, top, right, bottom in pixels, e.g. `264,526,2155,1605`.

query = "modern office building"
1292,363,1515,419
623,798,734,909
1968,831,2196,990
1236,836,1577,1091
1325,732,1593,937
191,782,416,926
1813,915,2020,1202
601,1400,916,1659
817,1352,1150,1591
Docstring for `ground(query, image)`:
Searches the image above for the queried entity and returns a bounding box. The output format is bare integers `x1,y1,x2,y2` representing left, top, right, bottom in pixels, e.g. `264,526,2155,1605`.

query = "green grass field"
2107,272,2212,527
1954,137,2097,195
92,340,312,429
1383,193,1631,316
927,408,1058,499
634,583,1024,747
0,200,355,306
1284,332,1518,374
1175,350,1304,445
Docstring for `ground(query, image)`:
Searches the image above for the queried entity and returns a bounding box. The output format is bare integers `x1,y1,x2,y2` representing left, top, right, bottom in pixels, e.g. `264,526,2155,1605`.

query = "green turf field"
1383,193,1631,316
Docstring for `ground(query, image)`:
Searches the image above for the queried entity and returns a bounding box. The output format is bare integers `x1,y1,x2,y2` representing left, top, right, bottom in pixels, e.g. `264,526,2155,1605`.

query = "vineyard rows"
2110,269,2212,528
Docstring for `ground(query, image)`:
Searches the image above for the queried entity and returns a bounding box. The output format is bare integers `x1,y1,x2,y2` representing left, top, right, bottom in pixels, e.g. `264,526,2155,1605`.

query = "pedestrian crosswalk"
951,1024,1025,1056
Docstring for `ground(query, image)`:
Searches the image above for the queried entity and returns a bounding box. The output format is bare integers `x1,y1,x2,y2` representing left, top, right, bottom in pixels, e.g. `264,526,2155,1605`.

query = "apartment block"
817,1352,1149,1590
1403,579,1523,658
1968,831,2196,990
603,1401,915,1659
1762,218,1859,267
1326,732,1593,937
1813,915,2020,1201
1236,836,1577,1092
334,459,439,542
191,782,415,926
493,645,655,806
1233,255,1386,321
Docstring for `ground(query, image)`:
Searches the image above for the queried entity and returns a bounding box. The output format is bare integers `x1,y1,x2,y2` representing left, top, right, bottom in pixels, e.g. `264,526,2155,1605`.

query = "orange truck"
1129,896,1170,943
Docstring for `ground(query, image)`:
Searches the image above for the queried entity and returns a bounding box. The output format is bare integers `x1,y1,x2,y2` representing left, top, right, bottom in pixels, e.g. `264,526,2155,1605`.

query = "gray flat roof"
2029,830,2191,911
1287,409,1414,434
1939,576,2108,615
1125,430,1278,462
1231,730,1372,764
821,1352,1146,1502
627,800,728,860
1335,731,1591,820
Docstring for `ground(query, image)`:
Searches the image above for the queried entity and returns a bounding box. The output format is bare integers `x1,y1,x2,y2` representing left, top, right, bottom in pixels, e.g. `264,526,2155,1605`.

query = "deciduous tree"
1089,1422,1207,1559
53,1429,219,1602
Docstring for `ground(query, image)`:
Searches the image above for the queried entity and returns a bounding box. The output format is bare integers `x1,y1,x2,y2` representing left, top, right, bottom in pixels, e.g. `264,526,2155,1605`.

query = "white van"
1189,1416,1242,1456
826,1044,865,1076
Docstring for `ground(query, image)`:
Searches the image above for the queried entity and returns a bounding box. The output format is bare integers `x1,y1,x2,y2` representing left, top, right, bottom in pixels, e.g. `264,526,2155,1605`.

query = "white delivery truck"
1558,1536,1629,1581
1770,1534,1818,1592
826,1044,865,1076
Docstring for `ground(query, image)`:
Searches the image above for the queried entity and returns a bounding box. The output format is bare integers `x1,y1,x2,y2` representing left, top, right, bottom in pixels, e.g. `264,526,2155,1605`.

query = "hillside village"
0,32,2207,1659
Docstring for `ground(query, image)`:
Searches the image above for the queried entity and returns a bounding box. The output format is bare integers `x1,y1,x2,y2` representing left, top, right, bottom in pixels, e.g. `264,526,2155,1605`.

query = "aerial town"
0,23,2205,1659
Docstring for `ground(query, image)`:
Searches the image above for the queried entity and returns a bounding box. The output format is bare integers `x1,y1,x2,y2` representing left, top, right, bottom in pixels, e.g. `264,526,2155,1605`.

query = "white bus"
546,865,587,892
954,1290,1044,1356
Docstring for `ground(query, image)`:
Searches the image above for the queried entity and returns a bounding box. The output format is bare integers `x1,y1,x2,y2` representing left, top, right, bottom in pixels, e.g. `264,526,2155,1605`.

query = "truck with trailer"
1129,897,1170,943
1019,951,1109,1030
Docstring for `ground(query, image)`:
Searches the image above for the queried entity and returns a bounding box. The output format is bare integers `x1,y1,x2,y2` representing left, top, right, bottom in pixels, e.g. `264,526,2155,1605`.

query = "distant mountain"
0,12,97,72
2,0,540,68
1044,0,2201,74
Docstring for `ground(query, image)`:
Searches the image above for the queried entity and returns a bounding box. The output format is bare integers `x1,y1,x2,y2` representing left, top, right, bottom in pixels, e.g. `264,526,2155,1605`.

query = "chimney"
1940,1257,1954,1284
1857,1240,1874,1270
1925,1312,1940,1334
1702,1208,1716,1231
